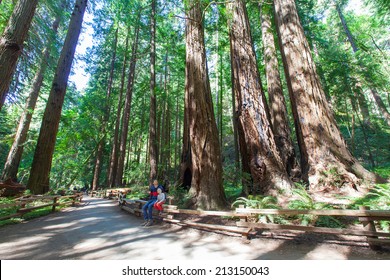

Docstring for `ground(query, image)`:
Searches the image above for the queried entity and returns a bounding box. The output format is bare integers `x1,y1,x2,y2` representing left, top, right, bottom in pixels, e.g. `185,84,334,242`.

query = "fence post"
359,206,381,250
239,205,247,223
72,195,76,207
52,197,58,212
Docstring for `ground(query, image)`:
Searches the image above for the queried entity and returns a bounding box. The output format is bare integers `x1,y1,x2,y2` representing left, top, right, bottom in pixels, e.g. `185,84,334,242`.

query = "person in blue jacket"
142,179,163,226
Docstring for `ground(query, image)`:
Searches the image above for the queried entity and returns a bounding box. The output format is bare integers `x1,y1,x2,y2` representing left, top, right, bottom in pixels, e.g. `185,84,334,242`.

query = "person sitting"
154,187,166,215
141,179,163,227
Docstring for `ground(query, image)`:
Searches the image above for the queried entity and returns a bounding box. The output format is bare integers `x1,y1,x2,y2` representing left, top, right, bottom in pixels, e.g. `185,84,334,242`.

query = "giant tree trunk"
184,0,226,209
91,28,118,190
116,15,141,186
260,2,300,179
274,0,385,188
1,14,61,182
27,0,88,194
227,0,293,196
0,0,39,110
107,28,130,188
149,0,158,181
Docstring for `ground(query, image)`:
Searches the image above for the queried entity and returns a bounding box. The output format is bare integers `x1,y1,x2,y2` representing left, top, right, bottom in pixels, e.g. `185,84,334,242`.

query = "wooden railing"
0,193,83,221
90,188,131,199
119,197,390,250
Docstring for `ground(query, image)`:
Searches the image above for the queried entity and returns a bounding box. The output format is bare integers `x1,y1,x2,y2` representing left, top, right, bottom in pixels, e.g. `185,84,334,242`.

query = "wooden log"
366,237,390,246
0,213,22,221
18,203,55,213
19,196,60,202
0,202,25,209
122,206,137,214
164,208,247,217
163,218,252,235
236,221,390,238
235,208,390,217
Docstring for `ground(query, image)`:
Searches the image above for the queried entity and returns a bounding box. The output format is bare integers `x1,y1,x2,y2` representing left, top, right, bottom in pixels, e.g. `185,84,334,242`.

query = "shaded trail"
0,196,388,259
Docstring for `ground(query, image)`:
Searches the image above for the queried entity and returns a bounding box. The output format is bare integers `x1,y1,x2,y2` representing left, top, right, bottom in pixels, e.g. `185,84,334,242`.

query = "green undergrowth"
231,182,390,231
0,194,77,227
123,185,149,200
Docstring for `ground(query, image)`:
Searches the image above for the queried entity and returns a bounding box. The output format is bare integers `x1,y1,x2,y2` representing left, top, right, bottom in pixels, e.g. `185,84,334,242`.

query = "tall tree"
274,0,385,187
1,11,62,182
0,0,39,110
260,2,300,179
227,0,293,195
335,2,390,127
149,0,158,181
183,0,226,209
91,27,118,190
27,0,88,194
116,12,141,186
107,27,130,188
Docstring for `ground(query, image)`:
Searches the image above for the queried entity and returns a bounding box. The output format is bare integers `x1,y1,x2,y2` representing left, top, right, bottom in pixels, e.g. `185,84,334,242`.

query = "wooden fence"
0,193,83,221
90,188,131,199
119,197,390,250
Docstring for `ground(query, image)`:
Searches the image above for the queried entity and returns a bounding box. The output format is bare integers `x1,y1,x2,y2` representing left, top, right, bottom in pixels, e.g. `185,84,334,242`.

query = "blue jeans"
142,199,157,220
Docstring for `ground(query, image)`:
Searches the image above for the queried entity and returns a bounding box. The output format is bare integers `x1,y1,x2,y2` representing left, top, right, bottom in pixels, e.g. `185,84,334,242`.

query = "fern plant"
232,195,280,223
288,184,344,228
350,183,390,232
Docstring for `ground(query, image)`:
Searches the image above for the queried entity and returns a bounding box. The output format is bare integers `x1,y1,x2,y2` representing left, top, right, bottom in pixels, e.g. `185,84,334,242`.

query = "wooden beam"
237,221,390,238
0,213,22,221
164,208,247,217
163,218,252,235
0,202,25,209
18,203,55,213
235,208,390,217
367,238,390,245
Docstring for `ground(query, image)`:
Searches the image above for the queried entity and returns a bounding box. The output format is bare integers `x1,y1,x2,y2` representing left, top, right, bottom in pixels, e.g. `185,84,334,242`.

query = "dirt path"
0,196,389,260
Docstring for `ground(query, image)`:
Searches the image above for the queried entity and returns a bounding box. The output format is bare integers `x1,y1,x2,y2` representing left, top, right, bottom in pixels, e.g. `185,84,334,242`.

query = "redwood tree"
107,28,130,188
149,0,158,181
27,0,88,194
183,0,226,209
260,2,300,179
227,0,293,196
92,27,118,190
0,0,39,110
116,13,141,186
274,0,385,188
1,12,61,182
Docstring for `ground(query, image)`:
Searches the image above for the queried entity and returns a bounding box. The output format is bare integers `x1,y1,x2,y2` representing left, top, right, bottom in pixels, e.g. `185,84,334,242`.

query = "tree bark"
183,0,226,209
1,14,61,182
274,0,385,188
260,2,300,179
149,0,158,182
0,0,39,110
92,27,118,190
227,0,293,196
116,14,141,186
107,28,130,188
27,0,88,194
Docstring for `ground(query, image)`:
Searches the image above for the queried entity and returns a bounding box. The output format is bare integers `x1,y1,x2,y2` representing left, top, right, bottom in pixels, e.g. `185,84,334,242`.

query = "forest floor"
0,196,389,260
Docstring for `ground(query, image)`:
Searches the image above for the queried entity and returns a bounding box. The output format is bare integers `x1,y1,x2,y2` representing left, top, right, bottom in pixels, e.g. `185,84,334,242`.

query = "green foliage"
288,184,344,228
349,183,390,231
167,185,193,209
124,185,149,200
232,195,280,223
